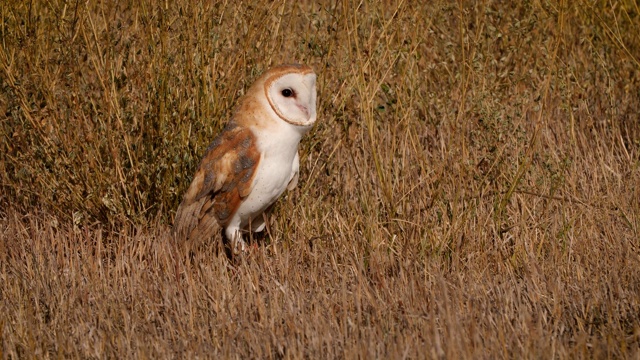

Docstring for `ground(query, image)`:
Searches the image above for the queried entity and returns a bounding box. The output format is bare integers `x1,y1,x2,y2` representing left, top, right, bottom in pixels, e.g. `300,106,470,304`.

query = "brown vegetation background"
1,0,639,358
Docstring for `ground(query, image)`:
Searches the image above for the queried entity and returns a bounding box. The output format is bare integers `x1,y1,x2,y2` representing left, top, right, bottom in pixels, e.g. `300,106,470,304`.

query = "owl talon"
232,239,247,255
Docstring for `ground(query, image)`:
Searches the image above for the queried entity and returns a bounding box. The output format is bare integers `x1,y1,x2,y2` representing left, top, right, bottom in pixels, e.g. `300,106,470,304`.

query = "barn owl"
173,64,317,254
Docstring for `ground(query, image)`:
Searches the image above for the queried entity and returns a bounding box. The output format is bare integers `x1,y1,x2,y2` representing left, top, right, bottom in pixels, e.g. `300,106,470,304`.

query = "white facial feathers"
265,70,317,127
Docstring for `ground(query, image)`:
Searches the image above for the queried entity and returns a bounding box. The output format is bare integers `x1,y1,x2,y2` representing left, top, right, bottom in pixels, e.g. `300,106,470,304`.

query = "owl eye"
281,88,294,97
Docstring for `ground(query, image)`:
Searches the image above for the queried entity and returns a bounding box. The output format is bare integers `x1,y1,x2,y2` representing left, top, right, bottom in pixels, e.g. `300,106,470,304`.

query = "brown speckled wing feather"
172,122,260,243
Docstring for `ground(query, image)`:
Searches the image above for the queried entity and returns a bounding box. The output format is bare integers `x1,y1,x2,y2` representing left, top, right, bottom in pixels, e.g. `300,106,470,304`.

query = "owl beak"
297,104,310,119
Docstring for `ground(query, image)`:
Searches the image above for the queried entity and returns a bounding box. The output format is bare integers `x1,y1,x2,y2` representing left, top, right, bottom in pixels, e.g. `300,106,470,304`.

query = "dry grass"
1,0,640,358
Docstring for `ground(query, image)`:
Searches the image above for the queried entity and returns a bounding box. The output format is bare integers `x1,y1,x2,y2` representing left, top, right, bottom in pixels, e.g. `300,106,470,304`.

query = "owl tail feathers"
172,197,222,245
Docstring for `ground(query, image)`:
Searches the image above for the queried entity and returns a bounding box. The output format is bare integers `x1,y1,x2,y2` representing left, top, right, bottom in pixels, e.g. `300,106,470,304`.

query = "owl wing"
172,123,261,243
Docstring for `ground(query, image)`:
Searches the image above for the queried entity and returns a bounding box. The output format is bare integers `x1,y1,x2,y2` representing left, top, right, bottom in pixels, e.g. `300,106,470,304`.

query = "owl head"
240,64,317,130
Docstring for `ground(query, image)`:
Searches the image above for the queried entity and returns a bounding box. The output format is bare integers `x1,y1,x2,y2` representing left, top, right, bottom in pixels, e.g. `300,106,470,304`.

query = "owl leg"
225,225,247,254
249,214,266,232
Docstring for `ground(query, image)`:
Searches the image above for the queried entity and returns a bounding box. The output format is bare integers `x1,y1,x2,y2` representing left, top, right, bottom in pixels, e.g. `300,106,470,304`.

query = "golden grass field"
1,0,640,358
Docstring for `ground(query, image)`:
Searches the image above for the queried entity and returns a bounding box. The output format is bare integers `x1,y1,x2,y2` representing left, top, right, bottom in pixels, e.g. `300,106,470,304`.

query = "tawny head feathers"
173,64,317,254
